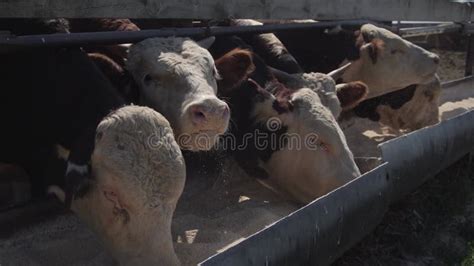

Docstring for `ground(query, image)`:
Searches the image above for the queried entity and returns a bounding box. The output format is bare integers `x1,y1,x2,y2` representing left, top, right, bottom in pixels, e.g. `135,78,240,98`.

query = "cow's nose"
432,55,440,64
189,101,230,126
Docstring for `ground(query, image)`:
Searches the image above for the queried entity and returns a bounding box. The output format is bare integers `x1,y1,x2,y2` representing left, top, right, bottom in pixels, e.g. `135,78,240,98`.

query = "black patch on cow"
353,84,417,121
223,79,289,180
217,46,296,181
210,35,254,59
274,25,362,73
249,53,277,87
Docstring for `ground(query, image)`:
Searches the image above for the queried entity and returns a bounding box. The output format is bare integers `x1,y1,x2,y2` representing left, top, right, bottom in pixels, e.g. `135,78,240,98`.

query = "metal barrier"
200,108,474,266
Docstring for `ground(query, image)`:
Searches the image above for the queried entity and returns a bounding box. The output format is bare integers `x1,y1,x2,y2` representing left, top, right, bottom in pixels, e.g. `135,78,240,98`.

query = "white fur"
66,162,88,175
342,24,439,99
126,37,229,151
62,106,185,266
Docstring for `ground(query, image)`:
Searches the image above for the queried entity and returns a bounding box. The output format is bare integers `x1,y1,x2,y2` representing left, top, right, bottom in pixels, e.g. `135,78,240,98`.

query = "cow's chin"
175,130,222,151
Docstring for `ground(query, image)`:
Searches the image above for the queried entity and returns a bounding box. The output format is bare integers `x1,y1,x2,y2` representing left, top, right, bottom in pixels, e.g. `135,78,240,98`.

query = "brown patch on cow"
367,39,384,64
215,48,256,94
271,82,294,114
354,30,385,65
336,81,369,110
70,18,139,32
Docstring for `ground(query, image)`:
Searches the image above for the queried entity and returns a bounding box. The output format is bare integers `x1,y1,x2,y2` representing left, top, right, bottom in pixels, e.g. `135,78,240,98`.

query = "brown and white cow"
215,48,367,203
342,24,442,130
50,106,186,266
341,24,440,99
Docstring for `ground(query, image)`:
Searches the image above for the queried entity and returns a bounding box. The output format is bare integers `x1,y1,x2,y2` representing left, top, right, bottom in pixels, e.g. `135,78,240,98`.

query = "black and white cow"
214,47,368,203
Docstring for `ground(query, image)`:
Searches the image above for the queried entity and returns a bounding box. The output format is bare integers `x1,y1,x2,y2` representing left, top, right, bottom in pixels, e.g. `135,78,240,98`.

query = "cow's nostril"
190,107,208,124
221,105,230,118
194,110,206,119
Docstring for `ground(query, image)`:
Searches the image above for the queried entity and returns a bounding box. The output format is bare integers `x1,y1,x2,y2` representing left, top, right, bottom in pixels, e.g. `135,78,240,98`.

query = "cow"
0,43,127,206
268,22,440,130
339,24,440,99
68,20,232,148
214,47,367,203
94,36,228,151
68,18,139,67
228,19,303,73
49,106,186,266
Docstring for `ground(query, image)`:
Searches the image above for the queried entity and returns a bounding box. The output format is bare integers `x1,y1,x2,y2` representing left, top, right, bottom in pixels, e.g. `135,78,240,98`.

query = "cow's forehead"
129,37,214,73
288,72,336,95
291,89,326,117
291,89,344,138
361,24,403,42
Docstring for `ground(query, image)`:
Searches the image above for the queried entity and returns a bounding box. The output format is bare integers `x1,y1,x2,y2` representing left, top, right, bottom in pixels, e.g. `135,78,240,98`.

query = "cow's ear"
336,81,368,110
215,48,255,94
365,39,384,64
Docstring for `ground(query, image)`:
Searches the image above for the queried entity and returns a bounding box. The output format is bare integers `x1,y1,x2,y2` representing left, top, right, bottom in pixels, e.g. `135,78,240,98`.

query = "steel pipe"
0,20,386,48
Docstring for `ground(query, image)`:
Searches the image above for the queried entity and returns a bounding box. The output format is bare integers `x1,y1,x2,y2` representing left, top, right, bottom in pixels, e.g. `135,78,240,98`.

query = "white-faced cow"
69,20,233,149
215,48,367,203
89,37,230,152
49,106,186,266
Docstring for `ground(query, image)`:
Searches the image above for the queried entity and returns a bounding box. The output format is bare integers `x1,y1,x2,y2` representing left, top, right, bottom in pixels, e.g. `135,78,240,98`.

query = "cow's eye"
143,74,153,84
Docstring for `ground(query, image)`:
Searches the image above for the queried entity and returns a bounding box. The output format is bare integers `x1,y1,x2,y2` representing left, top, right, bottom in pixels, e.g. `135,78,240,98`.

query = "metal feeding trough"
200,107,474,266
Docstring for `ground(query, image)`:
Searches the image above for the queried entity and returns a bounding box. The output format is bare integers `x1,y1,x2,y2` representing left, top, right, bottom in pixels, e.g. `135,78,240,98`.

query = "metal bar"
440,76,474,104
199,163,390,266
441,75,474,89
379,110,474,202
399,23,463,38
465,34,474,76
0,0,473,21
0,20,379,48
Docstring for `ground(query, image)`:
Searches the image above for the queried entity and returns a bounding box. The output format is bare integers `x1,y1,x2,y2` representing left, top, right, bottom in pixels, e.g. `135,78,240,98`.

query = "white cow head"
259,88,361,203
126,37,230,151
50,106,186,266
215,48,363,204
342,24,440,99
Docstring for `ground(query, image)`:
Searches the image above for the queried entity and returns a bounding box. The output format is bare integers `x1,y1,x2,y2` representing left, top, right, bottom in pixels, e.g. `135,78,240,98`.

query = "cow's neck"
121,210,179,266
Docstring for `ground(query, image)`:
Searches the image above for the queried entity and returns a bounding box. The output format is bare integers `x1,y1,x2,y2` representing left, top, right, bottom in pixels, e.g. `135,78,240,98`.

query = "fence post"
465,35,474,76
